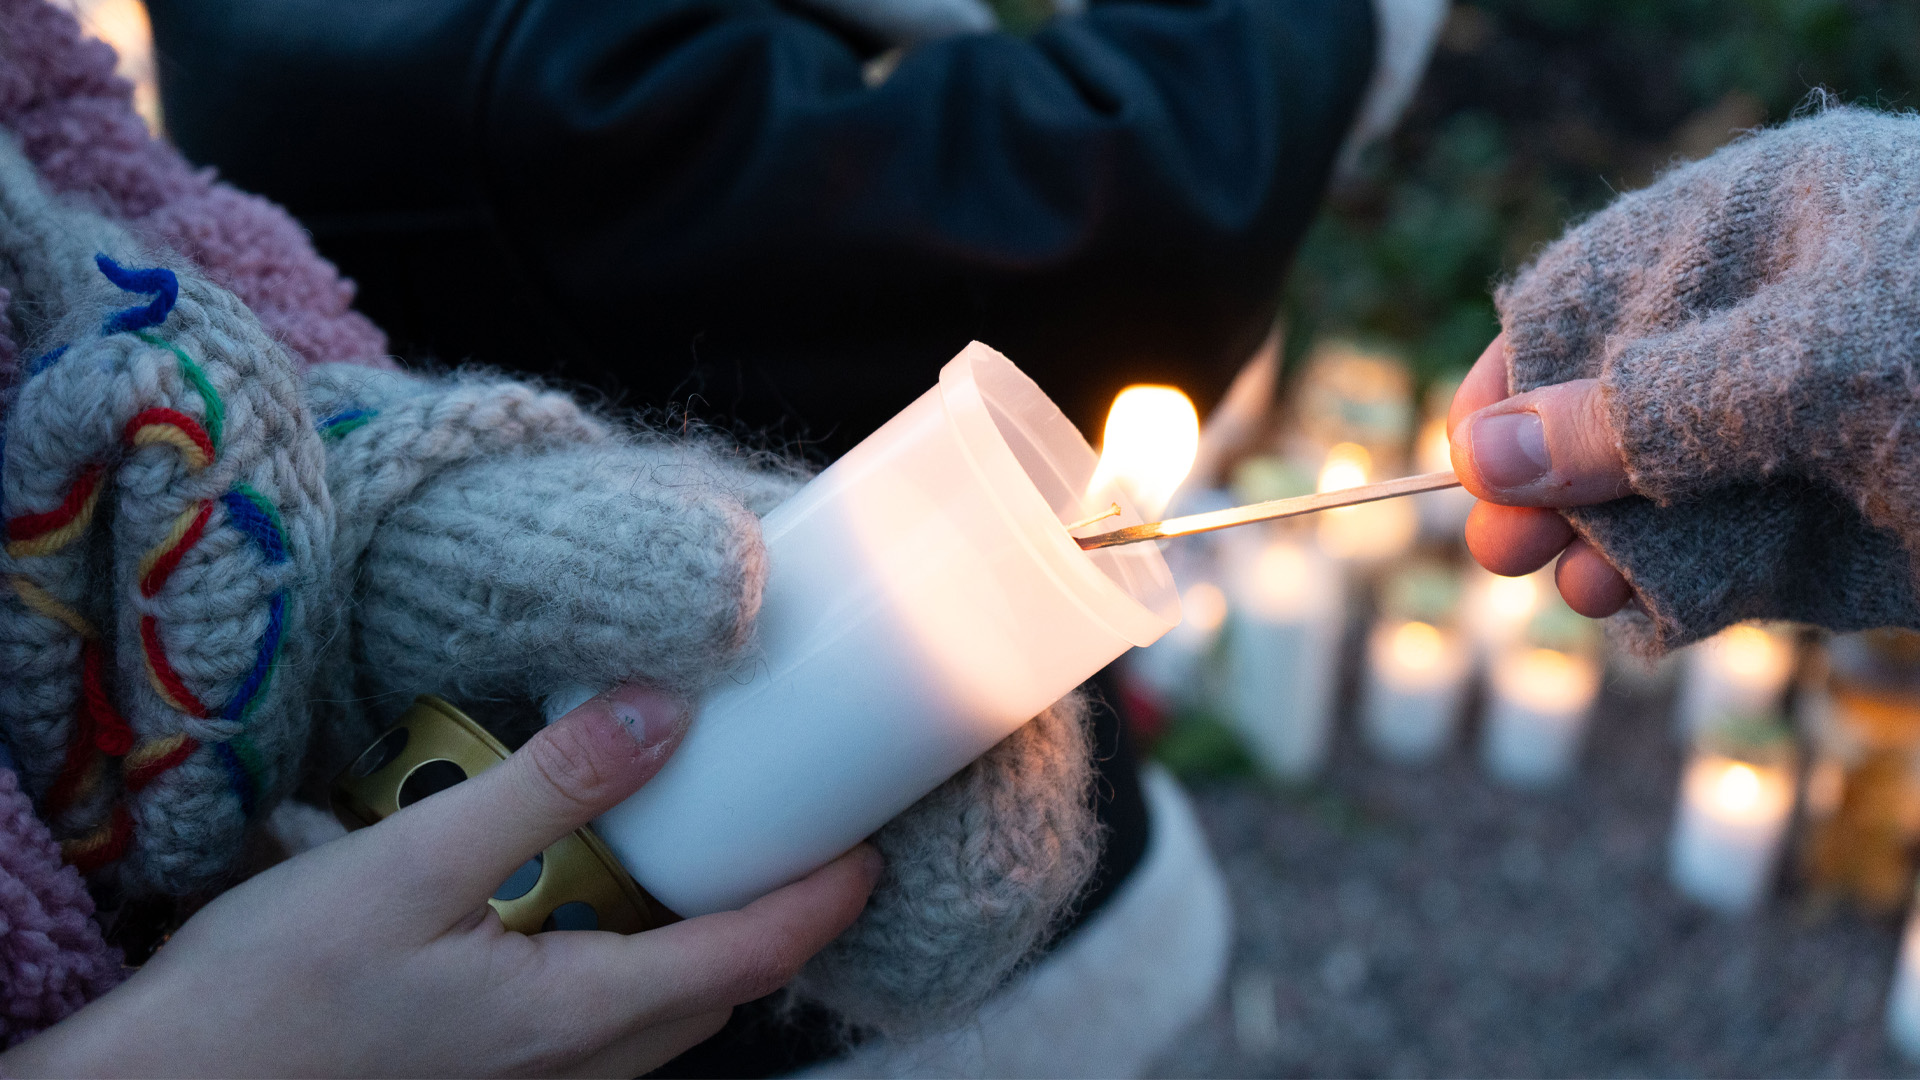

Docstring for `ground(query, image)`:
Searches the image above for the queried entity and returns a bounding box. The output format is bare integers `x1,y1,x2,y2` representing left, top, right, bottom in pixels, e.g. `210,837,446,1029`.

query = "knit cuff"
792,689,1101,1037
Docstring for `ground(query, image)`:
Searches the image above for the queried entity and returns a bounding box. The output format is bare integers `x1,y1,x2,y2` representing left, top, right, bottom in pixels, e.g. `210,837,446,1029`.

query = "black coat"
150,0,1374,451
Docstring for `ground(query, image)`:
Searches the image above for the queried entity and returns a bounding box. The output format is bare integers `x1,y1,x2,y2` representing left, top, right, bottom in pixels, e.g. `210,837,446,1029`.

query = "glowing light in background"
1713,761,1763,817
1181,581,1229,635
1317,442,1372,492
1721,624,1788,681
52,0,161,135
1088,385,1199,519
1388,620,1446,673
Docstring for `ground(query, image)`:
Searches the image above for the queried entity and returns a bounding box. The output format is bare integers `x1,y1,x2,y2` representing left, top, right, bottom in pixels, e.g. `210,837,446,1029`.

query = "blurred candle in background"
1482,646,1600,787
1413,375,1474,540
1225,527,1346,781
1130,580,1230,710
1887,881,1920,1061
1668,751,1797,913
1676,623,1795,738
1361,619,1470,764
1465,567,1545,661
1315,442,1418,563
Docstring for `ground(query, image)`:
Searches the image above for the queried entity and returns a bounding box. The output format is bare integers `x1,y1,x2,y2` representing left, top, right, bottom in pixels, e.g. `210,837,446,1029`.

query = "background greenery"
1283,0,1920,392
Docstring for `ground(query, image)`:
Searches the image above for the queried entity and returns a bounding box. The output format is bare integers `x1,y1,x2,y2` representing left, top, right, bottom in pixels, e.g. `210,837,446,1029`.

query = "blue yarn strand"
27,345,69,377
220,488,288,564
220,591,285,724
212,742,257,817
94,255,179,335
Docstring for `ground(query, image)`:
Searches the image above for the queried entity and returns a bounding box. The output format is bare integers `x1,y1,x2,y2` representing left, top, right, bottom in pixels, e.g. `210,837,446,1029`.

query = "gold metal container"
332,695,675,934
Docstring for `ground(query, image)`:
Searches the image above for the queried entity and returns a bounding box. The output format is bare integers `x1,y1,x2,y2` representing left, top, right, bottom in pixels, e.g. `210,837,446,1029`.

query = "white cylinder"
1360,620,1469,764
1222,530,1345,781
1887,901,1920,1060
1667,753,1795,914
1481,647,1598,788
589,343,1180,916
1675,624,1794,738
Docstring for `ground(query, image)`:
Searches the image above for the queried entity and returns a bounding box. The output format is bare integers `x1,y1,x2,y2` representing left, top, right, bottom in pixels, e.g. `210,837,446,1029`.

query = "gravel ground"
1147,669,1913,1078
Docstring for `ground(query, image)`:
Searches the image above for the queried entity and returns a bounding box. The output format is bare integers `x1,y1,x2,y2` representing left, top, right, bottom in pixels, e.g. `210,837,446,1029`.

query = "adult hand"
1448,333,1637,618
1,687,881,1079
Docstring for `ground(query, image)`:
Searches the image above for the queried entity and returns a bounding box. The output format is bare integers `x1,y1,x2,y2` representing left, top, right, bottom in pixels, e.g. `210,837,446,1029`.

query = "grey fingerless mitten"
1496,105,1920,652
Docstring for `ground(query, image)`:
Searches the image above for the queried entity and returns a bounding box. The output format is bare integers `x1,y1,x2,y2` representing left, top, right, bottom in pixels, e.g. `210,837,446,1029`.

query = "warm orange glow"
1720,624,1787,681
1182,582,1229,634
1089,385,1199,519
1389,621,1446,672
1713,762,1762,813
1317,442,1372,493
1495,647,1599,714
1487,574,1539,623
56,0,160,134
1417,416,1452,474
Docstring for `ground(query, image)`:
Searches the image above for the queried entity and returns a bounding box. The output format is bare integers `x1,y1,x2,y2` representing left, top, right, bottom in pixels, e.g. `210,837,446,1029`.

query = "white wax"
1481,647,1598,788
1667,754,1795,914
1361,621,1469,764
1675,624,1793,737
1223,532,1345,780
581,345,1178,916
1887,907,1920,1061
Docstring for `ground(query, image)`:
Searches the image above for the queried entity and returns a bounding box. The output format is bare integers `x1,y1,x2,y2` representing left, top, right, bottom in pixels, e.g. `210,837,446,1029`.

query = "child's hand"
1449,333,1637,618
0,687,882,1079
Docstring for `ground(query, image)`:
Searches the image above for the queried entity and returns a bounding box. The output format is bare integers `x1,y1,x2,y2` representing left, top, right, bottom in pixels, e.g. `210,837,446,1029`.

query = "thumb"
379,685,690,924
1449,378,1632,507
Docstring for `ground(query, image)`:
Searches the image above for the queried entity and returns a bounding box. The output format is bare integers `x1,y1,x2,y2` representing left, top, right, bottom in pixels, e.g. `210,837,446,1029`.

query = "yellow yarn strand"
3,480,102,559
137,505,208,585
124,732,192,772
7,576,96,639
129,425,212,471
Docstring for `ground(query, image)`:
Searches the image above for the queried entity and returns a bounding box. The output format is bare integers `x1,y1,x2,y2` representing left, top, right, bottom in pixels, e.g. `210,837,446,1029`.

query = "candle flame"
1720,624,1786,679
1182,582,1229,634
1390,621,1446,671
1487,574,1539,622
1317,442,1372,493
1713,761,1763,813
1088,385,1199,519
1496,647,1599,714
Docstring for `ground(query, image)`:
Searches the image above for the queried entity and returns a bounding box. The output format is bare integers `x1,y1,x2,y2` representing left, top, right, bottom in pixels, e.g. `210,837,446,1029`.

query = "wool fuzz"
1496,105,1920,653
0,133,331,894
0,766,122,1046
792,690,1101,1039
0,0,388,371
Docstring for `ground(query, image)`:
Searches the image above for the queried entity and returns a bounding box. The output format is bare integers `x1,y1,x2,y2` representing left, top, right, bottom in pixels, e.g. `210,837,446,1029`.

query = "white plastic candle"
1361,620,1470,764
1887,890,1920,1060
1676,624,1794,737
1224,529,1345,780
1314,442,1417,563
1465,567,1545,660
576,344,1181,916
1667,753,1796,913
1482,646,1600,787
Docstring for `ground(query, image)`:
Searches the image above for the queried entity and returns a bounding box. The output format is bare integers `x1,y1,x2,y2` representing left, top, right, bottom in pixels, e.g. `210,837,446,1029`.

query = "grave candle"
1676,623,1795,738
1887,885,1920,1061
1482,646,1600,787
1315,442,1418,563
566,344,1184,916
1668,751,1796,913
1224,528,1346,780
1361,619,1470,764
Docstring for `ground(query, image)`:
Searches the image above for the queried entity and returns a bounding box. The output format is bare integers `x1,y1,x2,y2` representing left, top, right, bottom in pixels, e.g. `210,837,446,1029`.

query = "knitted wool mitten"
0,135,330,894
1496,105,1920,653
303,362,1104,1034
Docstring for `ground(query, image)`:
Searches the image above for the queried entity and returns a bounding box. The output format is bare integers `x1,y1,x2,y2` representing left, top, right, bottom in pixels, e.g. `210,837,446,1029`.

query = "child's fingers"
598,845,883,1018
1451,378,1631,508
377,686,689,922
1464,500,1575,577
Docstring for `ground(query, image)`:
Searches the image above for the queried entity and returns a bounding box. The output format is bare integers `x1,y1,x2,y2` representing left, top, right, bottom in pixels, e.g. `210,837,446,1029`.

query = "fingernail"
1471,411,1551,490
602,685,689,751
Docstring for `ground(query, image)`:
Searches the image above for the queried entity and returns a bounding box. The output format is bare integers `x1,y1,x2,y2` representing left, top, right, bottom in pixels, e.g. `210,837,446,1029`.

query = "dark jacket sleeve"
149,0,1373,446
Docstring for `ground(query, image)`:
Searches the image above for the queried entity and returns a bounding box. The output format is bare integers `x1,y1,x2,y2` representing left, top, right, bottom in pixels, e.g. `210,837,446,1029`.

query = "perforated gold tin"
331,695,674,934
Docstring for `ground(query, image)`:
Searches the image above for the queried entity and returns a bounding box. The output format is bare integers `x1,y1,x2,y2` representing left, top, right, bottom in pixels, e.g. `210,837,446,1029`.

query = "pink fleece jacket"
0,0,392,1041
